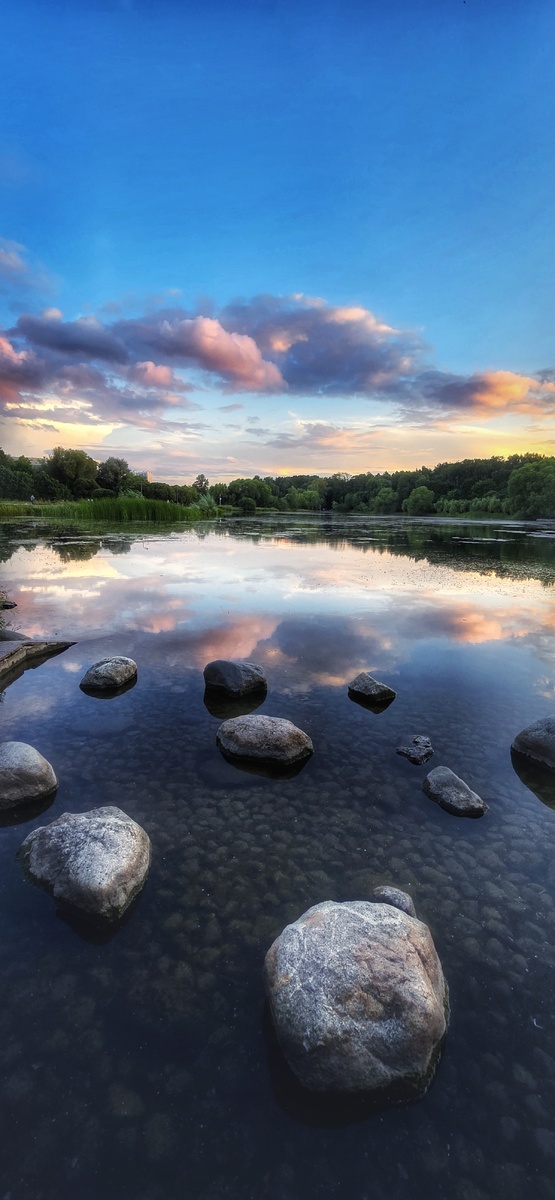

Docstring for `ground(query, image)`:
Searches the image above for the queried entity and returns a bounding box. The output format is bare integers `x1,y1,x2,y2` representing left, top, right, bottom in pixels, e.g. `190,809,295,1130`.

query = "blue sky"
1,0,554,481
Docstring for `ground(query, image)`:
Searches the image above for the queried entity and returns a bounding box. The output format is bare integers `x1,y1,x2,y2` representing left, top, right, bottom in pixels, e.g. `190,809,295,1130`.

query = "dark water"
1,514,555,1200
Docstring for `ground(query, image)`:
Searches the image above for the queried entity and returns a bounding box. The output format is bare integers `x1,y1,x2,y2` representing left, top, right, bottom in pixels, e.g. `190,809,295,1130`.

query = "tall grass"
0,497,216,522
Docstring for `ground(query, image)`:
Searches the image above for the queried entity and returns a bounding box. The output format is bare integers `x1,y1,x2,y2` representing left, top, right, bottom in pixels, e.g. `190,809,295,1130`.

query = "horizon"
1,0,554,482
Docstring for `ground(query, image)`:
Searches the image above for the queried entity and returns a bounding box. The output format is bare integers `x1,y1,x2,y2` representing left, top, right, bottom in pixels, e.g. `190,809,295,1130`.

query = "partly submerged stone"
264,900,448,1096
203,659,267,696
511,715,555,771
19,806,151,921
396,735,434,765
216,714,313,766
0,741,58,809
423,765,487,818
80,656,137,693
348,672,396,710
373,885,417,918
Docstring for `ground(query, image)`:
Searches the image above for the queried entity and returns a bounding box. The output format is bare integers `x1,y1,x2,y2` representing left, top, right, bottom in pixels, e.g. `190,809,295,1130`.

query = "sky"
1,0,554,483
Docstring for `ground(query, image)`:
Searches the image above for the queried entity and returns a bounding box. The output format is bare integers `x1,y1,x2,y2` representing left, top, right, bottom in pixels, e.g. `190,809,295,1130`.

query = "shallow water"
1,513,555,1200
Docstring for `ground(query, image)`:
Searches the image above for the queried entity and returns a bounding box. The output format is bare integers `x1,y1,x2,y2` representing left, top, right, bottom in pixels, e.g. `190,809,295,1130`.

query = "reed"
0,497,215,522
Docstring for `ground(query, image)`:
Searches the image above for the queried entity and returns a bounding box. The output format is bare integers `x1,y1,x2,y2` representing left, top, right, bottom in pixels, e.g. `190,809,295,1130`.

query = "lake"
0,513,554,1200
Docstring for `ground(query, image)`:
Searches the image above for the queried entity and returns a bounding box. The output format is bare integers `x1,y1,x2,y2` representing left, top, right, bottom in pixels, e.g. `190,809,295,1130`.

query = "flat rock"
348,672,396,708
19,806,151,921
373,885,417,918
80,656,137,692
203,659,267,696
396,735,434,765
0,741,58,808
511,715,555,770
264,900,448,1095
423,765,487,817
216,714,313,764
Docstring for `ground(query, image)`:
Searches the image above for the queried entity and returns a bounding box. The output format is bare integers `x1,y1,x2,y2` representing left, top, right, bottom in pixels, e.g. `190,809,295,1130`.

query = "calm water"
1,514,555,1200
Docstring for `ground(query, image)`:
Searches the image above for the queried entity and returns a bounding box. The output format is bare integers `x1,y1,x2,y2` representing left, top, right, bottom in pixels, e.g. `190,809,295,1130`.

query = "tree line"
1,447,554,519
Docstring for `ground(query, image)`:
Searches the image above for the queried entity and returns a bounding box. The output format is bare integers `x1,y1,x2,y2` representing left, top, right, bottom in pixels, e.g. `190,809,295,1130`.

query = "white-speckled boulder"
423,766,487,817
348,673,396,705
0,741,58,808
512,715,555,770
264,900,448,1095
80,656,137,692
203,659,267,696
216,714,313,765
19,806,151,921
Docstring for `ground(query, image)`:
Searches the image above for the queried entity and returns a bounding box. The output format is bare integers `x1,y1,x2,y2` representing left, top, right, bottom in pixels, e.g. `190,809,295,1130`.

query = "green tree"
45,447,97,497
193,473,210,494
96,457,131,495
507,462,555,518
404,485,436,515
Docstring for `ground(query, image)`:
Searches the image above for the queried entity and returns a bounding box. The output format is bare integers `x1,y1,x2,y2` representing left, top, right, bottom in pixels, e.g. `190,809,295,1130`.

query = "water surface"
1,515,554,1200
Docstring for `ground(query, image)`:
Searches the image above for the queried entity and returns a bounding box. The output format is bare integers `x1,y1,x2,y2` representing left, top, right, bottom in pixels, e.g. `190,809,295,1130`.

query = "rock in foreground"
203,659,267,696
19,806,151,921
80,656,137,692
265,900,448,1095
0,741,58,808
511,715,555,770
423,765,487,817
348,672,396,709
216,714,313,765
396,735,434,765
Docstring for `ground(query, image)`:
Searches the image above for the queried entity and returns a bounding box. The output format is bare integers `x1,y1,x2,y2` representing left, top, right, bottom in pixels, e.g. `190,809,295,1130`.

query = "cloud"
218,402,244,412
14,311,129,364
411,368,555,417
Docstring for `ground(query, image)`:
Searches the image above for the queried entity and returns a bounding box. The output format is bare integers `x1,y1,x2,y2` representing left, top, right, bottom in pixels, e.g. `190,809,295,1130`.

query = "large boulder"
19,806,151,921
511,715,555,770
216,715,313,766
423,766,487,817
0,742,58,808
265,900,448,1096
203,659,267,696
80,656,137,693
348,672,396,710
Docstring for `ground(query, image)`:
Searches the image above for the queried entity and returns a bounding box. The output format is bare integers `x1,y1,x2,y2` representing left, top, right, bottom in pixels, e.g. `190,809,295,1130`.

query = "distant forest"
1,447,555,519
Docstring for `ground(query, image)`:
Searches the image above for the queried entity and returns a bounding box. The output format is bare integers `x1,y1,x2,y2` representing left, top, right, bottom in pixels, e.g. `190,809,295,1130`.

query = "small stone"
423,766,487,818
0,741,58,808
373,885,417,918
19,806,151,921
0,599,17,609
216,715,313,766
396,735,434,765
203,659,267,696
512,715,555,770
264,899,448,1095
347,672,396,709
80,656,137,692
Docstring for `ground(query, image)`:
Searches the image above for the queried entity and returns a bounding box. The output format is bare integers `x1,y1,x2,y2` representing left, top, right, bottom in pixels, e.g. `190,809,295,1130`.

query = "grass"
0,497,217,522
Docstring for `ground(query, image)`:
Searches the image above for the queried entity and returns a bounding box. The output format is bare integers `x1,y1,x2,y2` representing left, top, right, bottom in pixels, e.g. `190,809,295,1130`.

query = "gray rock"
0,600,17,609
216,715,313,765
396,735,434,765
203,659,267,696
19,806,151,921
348,672,396,705
80,656,137,692
0,742,58,808
264,900,447,1094
423,766,487,817
512,715,555,770
373,885,417,918
0,630,31,642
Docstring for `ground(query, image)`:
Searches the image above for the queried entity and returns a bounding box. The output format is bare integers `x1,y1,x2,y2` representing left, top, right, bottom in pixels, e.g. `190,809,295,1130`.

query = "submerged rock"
80,656,137,693
203,659,267,696
511,715,555,771
216,714,313,766
264,900,448,1095
0,741,58,808
19,806,151,921
423,765,487,817
373,885,417,918
348,672,396,710
396,735,434,765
